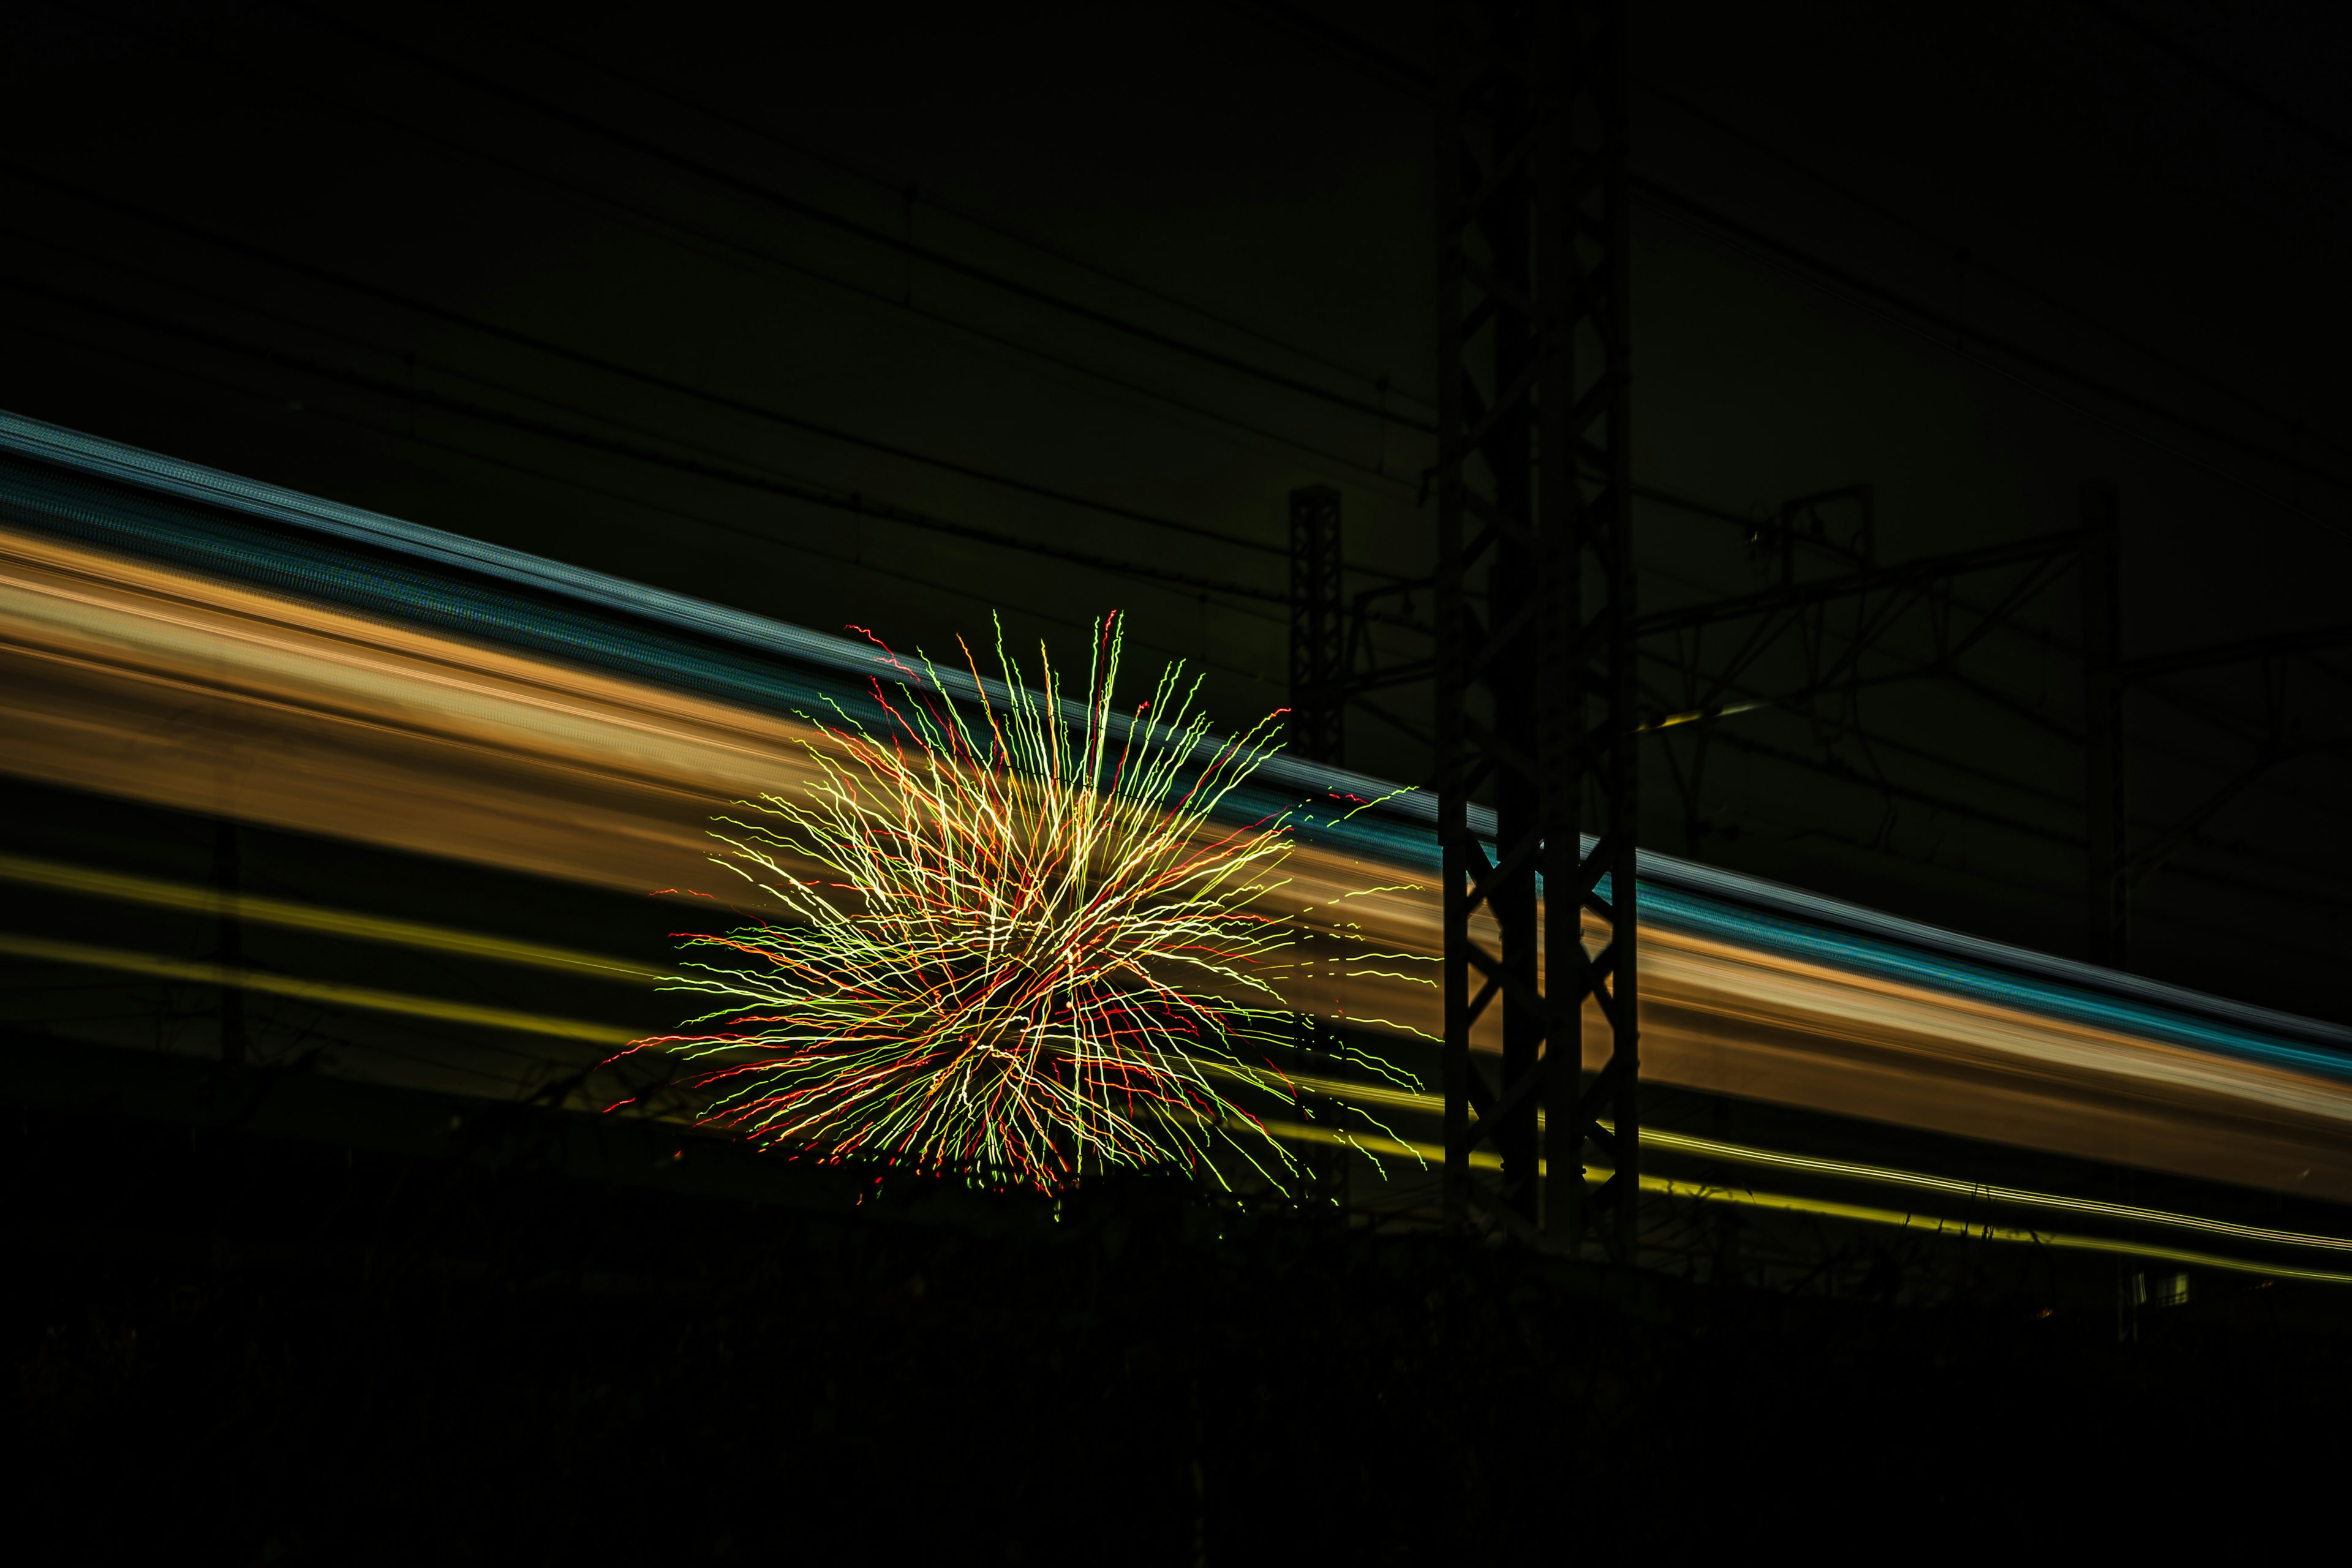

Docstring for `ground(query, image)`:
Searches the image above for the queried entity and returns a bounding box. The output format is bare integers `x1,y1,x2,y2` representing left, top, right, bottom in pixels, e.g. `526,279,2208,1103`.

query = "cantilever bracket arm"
2118,747,2293,895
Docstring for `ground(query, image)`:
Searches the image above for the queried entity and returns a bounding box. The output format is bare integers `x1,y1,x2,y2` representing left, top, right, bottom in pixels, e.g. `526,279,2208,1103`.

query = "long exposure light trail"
6,407,2352,1204
1229,1065,2352,1254
0,931,637,1045
0,850,665,982
1261,1121,2352,1286
13,908,2352,1276
9,513,2352,1197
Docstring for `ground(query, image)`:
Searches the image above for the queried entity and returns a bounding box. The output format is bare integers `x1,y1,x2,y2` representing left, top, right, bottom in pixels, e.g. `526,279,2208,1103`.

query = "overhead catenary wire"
277,2,1438,439
537,36,1438,413
0,159,1446,635
0,208,1395,654
1231,0,2352,912
1232,1,2352,502
0,160,1327,572
190,81,2349,809
1646,692,2352,933
1629,539,2352,863
1629,74,2334,455
1,274,1311,611
1627,176,2352,499
18,6,2333,865
0,227,1425,663
6,268,1439,681
2078,0,2352,165
257,89,1421,500
3,308,1304,698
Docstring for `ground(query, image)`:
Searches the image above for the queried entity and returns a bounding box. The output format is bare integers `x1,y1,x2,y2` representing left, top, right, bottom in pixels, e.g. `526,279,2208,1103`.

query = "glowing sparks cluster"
641,616,1302,1192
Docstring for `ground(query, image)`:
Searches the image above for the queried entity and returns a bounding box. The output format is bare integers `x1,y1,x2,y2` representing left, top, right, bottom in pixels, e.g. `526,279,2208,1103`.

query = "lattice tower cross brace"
1287,483,1351,1206
1288,485,1346,766
1435,0,1638,1250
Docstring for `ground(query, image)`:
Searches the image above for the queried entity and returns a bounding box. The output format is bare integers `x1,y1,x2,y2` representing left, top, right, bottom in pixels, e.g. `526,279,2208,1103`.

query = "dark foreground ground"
10,1050,2349,1564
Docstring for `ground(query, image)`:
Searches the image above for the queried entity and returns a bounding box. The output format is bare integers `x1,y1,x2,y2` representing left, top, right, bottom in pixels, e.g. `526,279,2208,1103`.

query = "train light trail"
13,908,2352,1278
631,616,1310,1193
1261,1120,2352,1286
12,503,2352,1200
1248,1064,2352,1254
0,850,664,982
0,930,636,1046
8,410,2352,1204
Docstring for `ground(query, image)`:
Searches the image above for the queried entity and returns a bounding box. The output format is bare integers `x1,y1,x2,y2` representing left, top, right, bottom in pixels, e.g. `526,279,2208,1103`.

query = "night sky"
5,0,2347,1017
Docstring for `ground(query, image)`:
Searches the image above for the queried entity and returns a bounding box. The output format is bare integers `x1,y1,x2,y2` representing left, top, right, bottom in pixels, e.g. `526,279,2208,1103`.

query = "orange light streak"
3,522,2349,1201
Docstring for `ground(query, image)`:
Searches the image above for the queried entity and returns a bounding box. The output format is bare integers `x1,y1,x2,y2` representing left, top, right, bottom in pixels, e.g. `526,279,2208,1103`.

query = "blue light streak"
6,407,2345,1088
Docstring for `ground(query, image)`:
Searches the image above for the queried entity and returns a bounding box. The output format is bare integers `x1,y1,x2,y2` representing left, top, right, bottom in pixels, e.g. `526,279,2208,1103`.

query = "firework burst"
636,614,1307,1193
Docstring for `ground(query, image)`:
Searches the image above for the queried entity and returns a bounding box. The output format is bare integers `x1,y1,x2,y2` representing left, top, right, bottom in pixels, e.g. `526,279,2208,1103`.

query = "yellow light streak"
13,842,2352,1265
6,924,2343,1282
0,851,664,982
1250,1069,2352,1256
1637,699,1769,733
24,835,2346,1254
1630,1122,2352,1255
11,520,2352,1202
1255,1120,2352,1286
0,932,636,1045
1624,1174,2352,1286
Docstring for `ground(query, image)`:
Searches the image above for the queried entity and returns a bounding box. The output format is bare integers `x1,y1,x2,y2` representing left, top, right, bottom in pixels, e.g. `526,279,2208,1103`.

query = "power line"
0,311,1291,693
1,159,1319,566
1234,2,2352,922
1231,1,2352,499
1633,188,2346,535
1230,1,1433,104
1628,74,2334,454
1,172,1418,631
1690,714,2352,925
279,3,1438,438
1632,532,2349,827
539,37,1438,412
1628,175,2352,495
17,295,2342,926
2079,0,2352,164
1,271,1306,609
265,88,1420,502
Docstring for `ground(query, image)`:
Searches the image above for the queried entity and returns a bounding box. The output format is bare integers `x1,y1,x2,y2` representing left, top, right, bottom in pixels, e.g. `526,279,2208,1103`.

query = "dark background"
18,1084,2350,1562
9,9,2352,1557
4,0,2347,1016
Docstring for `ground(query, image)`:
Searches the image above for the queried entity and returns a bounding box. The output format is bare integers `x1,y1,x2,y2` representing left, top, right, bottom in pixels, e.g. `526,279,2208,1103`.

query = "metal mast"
1287,483,1351,1208
1434,0,1638,1250
1288,484,1347,767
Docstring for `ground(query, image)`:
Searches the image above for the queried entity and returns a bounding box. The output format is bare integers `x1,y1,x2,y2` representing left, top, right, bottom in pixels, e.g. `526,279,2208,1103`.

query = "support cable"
0,161,1304,567
1627,177,2352,495
3,310,1286,687
0,274,1302,611
1629,74,2332,453
275,3,1436,437
1231,2,2352,500
241,83,1427,500
2078,0,2352,164
539,36,1437,412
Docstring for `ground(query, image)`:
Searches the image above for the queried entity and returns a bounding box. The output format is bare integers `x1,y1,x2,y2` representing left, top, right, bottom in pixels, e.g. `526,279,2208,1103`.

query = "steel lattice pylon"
1434,0,1637,1251
1287,483,1351,1208
1287,484,1346,767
